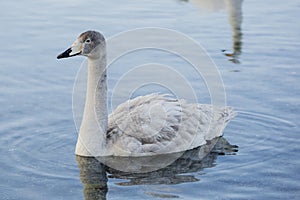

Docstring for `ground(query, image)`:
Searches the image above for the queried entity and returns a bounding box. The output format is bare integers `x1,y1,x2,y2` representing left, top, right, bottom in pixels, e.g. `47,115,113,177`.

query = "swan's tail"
223,106,237,124
203,106,236,141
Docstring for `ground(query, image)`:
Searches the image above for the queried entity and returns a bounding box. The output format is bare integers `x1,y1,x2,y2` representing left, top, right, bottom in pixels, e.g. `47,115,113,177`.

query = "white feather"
106,94,235,156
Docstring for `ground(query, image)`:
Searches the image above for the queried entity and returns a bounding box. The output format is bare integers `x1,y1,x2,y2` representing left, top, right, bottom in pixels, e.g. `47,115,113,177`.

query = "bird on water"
57,30,235,157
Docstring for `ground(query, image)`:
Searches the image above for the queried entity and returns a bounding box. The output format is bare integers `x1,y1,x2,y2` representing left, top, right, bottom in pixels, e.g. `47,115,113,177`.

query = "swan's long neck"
76,52,108,156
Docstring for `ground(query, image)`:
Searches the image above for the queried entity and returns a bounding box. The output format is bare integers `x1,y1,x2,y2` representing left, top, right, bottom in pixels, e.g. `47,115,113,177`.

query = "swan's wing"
107,94,235,156
107,94,181,155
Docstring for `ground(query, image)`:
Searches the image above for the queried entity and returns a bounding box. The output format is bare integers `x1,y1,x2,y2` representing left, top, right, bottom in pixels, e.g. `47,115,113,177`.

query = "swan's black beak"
57,48,71,59
57,47,82,59
57,39,82,59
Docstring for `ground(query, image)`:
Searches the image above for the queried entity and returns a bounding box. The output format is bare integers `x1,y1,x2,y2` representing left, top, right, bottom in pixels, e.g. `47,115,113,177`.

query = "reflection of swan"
57,31,235,157
185,0,226,13
76,137,238,199
186,0,243,63
76,156,107,200
224,0,243,64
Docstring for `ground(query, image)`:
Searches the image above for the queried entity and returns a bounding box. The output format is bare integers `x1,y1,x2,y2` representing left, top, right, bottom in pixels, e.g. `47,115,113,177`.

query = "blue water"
0,0,299,199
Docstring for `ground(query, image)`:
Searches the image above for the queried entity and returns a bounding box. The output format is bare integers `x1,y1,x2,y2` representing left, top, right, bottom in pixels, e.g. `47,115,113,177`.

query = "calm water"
1,0,299,199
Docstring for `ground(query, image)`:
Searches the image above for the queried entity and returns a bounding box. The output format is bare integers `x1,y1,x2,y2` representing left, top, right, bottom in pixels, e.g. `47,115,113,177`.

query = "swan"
57,30,235,157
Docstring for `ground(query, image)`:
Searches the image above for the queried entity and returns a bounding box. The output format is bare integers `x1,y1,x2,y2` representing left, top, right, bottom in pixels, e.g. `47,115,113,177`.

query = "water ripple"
212,110,297,172
1,122,78,182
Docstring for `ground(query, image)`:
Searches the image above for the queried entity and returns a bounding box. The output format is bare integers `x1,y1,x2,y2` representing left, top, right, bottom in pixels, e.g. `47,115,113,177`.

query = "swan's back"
106,94,235,156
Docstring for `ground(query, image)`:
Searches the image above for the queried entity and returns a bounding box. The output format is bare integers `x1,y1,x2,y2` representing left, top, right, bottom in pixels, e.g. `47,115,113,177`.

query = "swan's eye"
85,39,91,44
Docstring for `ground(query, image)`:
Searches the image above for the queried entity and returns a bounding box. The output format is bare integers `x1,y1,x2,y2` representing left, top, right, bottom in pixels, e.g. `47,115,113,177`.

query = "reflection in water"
224,0,243,64
76,137,238,199
77,156,108,200
184,0,243,64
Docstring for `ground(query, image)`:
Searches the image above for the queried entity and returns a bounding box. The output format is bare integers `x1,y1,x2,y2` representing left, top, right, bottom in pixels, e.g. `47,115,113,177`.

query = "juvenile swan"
57,30,235,157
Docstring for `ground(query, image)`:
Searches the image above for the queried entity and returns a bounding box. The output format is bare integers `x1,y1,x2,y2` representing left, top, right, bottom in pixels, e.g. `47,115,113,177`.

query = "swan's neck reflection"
76,156,108,200
185,0,244,64
224,0,243,64
76,137,237,199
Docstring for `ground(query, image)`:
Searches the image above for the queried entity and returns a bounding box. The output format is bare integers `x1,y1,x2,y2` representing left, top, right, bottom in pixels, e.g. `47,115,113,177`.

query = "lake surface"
0,0,299,199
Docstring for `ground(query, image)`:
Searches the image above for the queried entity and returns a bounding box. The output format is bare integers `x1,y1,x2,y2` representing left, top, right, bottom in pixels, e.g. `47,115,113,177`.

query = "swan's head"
57,30,105,60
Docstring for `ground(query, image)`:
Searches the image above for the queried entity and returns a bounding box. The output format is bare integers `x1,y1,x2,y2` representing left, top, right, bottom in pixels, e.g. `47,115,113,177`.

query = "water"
0,0,299,199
